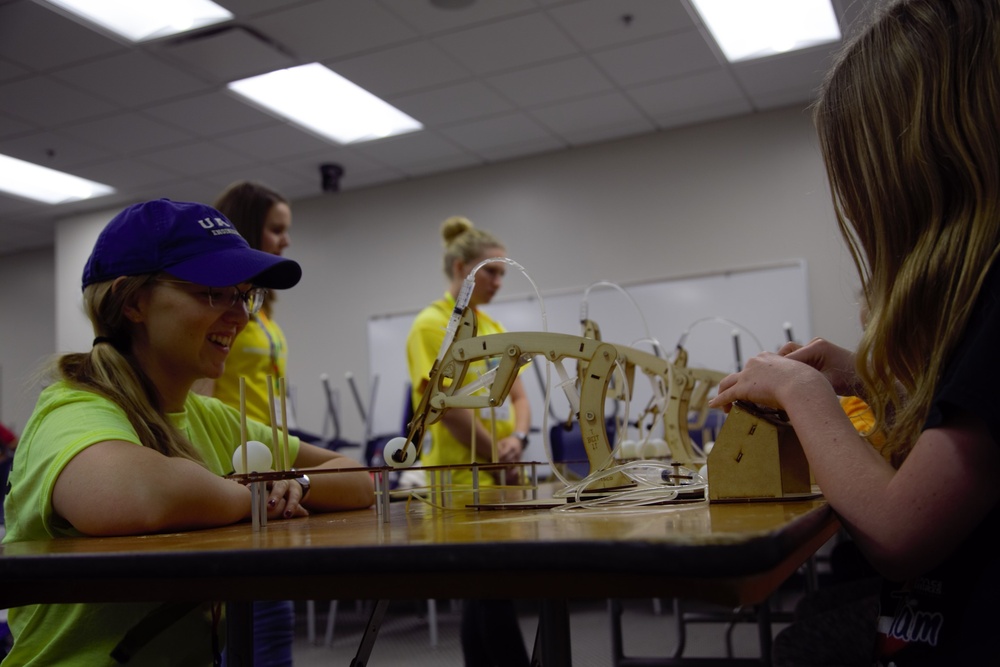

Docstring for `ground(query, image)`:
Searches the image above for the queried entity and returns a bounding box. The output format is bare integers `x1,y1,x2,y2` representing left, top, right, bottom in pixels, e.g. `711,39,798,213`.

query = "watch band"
292,470,311,500
513,431,529,448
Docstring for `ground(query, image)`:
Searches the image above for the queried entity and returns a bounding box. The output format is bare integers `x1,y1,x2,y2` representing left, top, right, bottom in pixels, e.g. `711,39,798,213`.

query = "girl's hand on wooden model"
709,351,837,415
779,338,860,397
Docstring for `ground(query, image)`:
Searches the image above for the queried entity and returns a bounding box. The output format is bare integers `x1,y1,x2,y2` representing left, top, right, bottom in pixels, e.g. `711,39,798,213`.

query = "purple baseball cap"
82,199,302,290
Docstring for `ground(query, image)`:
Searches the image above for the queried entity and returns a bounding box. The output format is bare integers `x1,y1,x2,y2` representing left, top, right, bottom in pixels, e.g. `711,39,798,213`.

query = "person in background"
406,216,531,667
0,421,17,525
199,181,294,429
710,0,1000,663
195,181,303,666
406,216,531,488
1,199,374,666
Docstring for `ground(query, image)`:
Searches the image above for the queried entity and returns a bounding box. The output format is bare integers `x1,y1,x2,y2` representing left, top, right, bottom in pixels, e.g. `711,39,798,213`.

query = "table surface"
0,485,837,610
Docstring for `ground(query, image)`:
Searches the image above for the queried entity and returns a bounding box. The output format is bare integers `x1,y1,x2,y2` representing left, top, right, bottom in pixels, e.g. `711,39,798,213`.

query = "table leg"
532,599,572,667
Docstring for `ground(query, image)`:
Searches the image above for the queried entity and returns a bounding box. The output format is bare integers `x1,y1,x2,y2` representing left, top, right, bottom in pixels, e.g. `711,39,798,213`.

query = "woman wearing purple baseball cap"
1,199,374,665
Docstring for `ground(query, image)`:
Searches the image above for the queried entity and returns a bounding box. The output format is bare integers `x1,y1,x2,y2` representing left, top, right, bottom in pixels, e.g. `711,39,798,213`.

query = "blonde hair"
55,276,205,463
814,0,1000,466
440,216,505,279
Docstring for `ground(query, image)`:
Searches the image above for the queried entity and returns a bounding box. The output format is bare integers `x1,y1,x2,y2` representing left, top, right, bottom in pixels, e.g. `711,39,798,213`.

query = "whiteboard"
365,261,810,446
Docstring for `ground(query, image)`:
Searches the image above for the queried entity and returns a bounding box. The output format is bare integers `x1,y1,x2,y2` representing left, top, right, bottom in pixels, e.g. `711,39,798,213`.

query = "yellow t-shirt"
213,311,287,426
406,293,517,488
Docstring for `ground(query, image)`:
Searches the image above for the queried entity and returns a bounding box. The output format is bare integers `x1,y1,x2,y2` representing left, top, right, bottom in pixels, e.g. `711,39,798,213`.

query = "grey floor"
290,594,802,666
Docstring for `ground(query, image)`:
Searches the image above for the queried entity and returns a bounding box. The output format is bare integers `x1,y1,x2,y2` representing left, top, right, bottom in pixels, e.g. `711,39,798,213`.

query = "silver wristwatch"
293,471,311,499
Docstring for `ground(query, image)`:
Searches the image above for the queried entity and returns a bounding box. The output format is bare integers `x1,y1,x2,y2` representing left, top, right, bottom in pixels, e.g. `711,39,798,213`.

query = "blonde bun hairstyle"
440,216,504,279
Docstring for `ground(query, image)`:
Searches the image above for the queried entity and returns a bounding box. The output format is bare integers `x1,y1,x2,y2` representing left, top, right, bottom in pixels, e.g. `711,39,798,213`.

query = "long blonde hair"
815,0,1000,465
56,276,205,463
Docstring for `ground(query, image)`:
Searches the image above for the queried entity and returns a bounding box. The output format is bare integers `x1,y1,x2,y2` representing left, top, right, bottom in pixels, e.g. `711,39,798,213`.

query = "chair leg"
306,600,316,644
673,598,687,658
427,599,438,647
323,600,339,647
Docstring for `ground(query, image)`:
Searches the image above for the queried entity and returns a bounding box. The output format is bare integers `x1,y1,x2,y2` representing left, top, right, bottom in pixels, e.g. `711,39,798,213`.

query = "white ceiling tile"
400,152,482,177
212,0,296,19
250,1,416,62
392,81,514,126
547,0,697,50
144,91,277,137
217,124,336,161
627,69,749,119
0,58,27,82
0,1,124,71
442,112,559,153
51,51,209,107
530,91,654,141
549,119,653,147
433,13,580,75
654,100,753,131
276,149,399,184
161,26,296,82
353,131,468,168
72,158,180,190
141,141,258,176
0,129,111,169
0,110,33,138
732,48,834,105
592,29,722,88
60,113,193,154
476,134,566,162
0,0,862,254
486,57,614,107
377,0,537,33
328,42,471,97
0,75,117,125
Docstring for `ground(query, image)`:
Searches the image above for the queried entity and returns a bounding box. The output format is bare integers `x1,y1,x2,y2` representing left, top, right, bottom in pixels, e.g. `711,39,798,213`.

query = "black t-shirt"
874,264,1000,665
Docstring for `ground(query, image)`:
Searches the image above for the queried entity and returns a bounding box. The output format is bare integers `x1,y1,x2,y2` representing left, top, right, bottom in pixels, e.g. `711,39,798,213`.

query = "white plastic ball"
640,438,669,459
233,440,273,474
383,437,416,469
619,439,638,460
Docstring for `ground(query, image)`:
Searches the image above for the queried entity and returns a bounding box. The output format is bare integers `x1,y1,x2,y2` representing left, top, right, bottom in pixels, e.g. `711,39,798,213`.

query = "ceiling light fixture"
228,63,423,145
38,0,233,43
689,0,840,62
0,153,115,204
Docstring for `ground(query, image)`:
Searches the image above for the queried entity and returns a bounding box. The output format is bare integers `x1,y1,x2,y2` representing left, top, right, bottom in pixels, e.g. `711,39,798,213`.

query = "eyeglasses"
156,279,268,315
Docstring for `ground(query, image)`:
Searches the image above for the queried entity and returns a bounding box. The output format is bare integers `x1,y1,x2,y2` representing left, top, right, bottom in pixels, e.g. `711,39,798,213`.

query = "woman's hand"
709,351,836,415
779,337,860,397
265,478,309,520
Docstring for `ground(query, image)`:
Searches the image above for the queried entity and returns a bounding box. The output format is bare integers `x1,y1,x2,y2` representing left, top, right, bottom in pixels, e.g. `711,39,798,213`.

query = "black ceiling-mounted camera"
320,163,345,193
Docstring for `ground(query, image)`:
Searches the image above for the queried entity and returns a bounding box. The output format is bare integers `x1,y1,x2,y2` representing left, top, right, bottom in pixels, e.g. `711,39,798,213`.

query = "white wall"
28,104,861,449
0,246,55,430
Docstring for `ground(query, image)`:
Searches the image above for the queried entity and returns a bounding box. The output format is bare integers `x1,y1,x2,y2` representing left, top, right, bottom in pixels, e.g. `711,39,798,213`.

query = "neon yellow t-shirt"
213,311,287,426
2,382,299,666
405,293,517,488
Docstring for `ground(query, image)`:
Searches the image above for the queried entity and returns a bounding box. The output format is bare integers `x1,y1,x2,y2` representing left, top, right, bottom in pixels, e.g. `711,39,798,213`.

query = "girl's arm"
289,442,375,512
53,440,251,536
710,351,1000,581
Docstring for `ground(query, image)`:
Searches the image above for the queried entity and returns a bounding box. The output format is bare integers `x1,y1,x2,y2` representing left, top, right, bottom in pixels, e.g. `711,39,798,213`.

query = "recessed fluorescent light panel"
228,63,423,144
0,154,115,205
39,0,233,42
690,0,841,62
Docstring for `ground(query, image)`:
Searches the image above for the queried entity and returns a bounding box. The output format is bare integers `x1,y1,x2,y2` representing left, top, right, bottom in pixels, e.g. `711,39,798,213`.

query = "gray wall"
4,104,864,449
0,246,55,431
